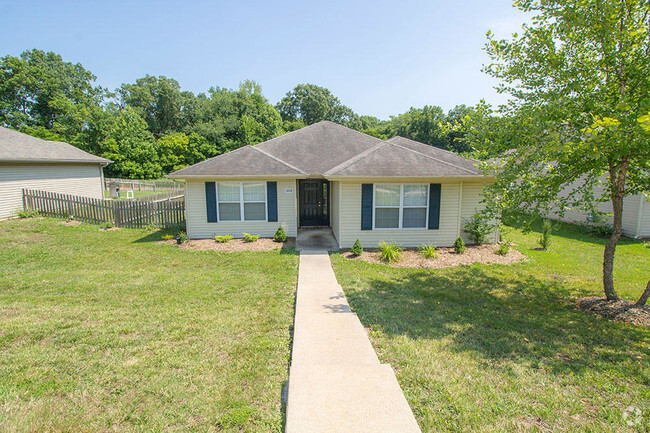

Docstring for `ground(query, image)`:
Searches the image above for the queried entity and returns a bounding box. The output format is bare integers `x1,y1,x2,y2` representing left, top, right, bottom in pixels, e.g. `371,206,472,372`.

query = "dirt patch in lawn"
162,237,296,252
577,297,650,327
60,220,82,226
343,244,527,269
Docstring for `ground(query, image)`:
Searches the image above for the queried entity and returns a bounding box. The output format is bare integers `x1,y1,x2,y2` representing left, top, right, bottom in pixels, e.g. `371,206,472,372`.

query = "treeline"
0,49,475,179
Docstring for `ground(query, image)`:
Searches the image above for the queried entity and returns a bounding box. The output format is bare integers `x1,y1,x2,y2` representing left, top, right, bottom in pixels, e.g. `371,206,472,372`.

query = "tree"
157,131,211,174
0,49,105,140
389,105,448,148
99,107,161,179
478,0,650,304
276,84,356,125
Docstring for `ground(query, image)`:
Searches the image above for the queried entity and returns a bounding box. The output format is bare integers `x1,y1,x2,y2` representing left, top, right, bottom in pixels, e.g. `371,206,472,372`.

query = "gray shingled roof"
0,126,111,164
169,121,483,178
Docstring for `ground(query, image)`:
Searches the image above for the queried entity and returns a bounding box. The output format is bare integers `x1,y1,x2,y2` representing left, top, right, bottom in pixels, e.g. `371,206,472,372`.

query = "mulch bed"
162,237,295,252
577,297,650,327
343,243,527,269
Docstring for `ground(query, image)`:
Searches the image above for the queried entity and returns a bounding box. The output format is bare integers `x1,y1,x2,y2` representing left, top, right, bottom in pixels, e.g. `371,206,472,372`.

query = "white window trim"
216,181,268,222
372,183,429,230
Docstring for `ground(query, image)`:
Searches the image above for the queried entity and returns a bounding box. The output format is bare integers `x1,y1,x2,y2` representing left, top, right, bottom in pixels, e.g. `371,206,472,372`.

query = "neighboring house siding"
336,181,491,248
548,179,647,237
330,181,340,243
185,179,298,239
0,163,104,220
638,197,650,238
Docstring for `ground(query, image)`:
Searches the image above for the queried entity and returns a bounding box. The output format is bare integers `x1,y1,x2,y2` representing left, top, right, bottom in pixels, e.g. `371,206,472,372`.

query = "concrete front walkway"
285,251,421,433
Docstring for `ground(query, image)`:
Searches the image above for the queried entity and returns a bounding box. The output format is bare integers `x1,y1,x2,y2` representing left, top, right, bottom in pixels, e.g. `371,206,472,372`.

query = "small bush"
243,233,259,243
539,219,556,250
144,224,157,231
214,234,234,243
644,241,650,249
273,226,287,243
462,213,495,244
162,234,174,241
418,243,439,259
453,237,466,254
495,243,510,255
17,209,38,219
100,222,114,229
379,241,403,263
351,239,363,256
585,223,613,238
177,231,189,243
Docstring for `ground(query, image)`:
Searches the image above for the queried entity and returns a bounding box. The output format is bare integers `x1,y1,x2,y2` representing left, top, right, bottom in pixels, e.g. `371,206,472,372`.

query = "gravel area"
577,297,650,327
343,243,527,269
163,237,295,252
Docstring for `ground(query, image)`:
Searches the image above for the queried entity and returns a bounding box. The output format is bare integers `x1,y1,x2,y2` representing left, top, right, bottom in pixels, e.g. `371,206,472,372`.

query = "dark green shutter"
205,182,218,222
267,182,278,222
428,183,441,229
361,184,373,230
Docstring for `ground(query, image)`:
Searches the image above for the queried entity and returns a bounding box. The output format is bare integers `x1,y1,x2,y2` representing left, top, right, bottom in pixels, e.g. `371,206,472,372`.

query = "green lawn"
0,218,298,432
331,222,650,432
103,190,162,199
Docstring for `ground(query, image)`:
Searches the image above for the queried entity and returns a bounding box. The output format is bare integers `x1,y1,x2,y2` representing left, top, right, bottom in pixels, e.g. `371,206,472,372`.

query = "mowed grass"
0,218,298,432
103,190,162,199
331,222,650,432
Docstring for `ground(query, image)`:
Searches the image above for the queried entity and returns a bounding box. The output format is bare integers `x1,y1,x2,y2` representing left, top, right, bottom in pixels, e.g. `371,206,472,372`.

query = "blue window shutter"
428,183,441,229
267,181,278,222
361,184,373,230
205,182,218,223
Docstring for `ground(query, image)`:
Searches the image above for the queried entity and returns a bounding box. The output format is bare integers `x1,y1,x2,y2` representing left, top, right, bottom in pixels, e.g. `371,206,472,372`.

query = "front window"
217,182,267,221
374,184,428,229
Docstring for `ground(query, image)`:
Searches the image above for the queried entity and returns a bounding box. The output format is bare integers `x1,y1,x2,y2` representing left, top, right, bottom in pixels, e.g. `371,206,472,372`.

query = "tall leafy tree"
389,105,448,148
478,0,650,303
157,131,211,173
0,49,105,140
99,107,161,179
276,83,356,125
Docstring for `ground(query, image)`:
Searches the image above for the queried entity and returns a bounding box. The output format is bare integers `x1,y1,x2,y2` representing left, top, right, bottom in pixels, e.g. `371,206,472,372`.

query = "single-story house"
168,121,495,248
548,178,650,239
0,126,111,220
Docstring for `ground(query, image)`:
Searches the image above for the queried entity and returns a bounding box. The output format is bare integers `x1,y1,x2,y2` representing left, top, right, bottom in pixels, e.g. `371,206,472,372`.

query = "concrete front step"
285,364,421,433
291,312,379,366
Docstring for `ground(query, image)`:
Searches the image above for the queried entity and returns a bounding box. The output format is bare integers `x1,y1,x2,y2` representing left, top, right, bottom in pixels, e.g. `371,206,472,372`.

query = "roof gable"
0,126,110,164
385,136,480,174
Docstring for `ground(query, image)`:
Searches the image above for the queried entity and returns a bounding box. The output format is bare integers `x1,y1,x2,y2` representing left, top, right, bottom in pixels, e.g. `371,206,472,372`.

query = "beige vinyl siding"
185,179,297,239
330,181,340,242
548,179,646,237
336,181,491,248
0,163,104,220
638,197,650,238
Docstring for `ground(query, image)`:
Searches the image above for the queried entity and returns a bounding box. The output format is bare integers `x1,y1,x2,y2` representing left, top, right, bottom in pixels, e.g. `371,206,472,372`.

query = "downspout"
457,181,464,238
635,194,645,238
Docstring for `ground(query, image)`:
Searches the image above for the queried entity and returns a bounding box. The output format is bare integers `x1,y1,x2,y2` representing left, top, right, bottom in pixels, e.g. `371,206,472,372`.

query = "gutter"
0,158,111,166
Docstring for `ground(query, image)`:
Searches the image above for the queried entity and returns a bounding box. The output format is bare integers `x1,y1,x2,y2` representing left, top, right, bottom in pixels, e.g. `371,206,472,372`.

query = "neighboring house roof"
0,126,111,165
169,121,483,179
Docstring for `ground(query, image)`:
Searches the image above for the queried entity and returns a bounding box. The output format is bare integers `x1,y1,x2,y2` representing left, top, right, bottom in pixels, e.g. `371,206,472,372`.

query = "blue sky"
0,0,528,120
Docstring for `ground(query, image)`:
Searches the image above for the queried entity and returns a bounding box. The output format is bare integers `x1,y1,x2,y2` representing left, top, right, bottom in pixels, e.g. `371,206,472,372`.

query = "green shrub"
351,239,363,256
585,223,613,238
418,243,439,259
379,241,403,263
243,233,259,243
177,231,189,243
17,209,38,219
462,213,495,244
539,219,556,250
100,222,114,230
162,234,174,241
453,237,466,254
214,234,234,243
495,243,510,255
644,241,650,249
273,226,288,242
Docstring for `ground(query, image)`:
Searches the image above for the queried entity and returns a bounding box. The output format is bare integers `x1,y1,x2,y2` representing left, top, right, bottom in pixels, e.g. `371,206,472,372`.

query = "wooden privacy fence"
22,189,185,229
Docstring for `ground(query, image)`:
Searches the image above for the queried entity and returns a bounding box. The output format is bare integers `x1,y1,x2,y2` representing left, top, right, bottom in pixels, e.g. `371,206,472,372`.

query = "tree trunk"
636,280,650,307
603,162,628,301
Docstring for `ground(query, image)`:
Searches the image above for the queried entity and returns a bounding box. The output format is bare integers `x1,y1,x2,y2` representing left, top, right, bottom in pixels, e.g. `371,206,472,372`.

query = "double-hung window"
217,182,267,221
374,184,428,229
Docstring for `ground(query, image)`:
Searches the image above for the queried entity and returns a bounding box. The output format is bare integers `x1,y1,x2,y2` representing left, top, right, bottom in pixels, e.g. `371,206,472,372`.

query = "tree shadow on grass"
344,266,650,381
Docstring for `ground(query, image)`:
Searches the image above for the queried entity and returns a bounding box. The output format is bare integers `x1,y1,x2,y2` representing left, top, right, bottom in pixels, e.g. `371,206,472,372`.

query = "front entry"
299,180,329,226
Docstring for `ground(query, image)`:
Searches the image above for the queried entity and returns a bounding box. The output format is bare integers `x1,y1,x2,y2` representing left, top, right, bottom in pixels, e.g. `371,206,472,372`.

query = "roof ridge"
388,135,478,160
250,146,307,175
323,142,388,176
389,142,478,174
171,145,253,174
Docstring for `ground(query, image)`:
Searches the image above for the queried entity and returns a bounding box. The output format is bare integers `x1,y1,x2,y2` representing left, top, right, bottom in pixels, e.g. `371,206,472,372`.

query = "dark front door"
299,180,329,226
